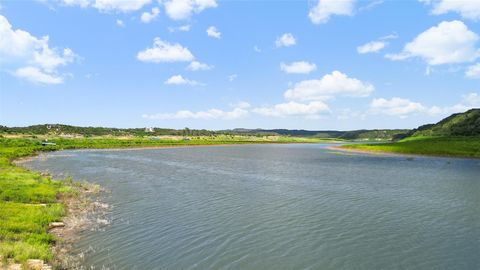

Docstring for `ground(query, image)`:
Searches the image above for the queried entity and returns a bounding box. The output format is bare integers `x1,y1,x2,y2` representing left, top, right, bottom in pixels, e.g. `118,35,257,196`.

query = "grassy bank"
0,135,326,266
340,136,480,158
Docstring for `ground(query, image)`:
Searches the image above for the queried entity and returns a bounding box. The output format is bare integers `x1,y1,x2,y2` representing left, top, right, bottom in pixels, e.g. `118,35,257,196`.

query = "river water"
24,144,480,270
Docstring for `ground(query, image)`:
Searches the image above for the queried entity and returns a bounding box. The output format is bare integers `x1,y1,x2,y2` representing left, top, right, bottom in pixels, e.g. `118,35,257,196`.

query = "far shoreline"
328,145,480,160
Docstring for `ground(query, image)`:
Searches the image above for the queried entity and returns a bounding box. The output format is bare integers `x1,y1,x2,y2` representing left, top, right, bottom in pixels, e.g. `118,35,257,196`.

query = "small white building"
145,127,155,133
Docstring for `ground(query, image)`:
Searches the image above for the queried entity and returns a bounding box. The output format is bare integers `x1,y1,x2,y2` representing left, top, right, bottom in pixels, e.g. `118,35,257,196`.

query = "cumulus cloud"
280,61,317,74
61,0,152,12
253,101,330,118
187,61,212,71
141,7,160,23
14,66,64,84
357,41,387,54
206,26,221,39
137,37,194,63
369,97,429,118
0,15,77,84
275,33,296,47
369,93,480,118
385,20,480,65
421,0,480,21
465,63,480,79
164,74,200,86
442,92,480,114
142,107,248,120
284,70,374,101
163,0,217,20
308,0,355,24
228,74,237,81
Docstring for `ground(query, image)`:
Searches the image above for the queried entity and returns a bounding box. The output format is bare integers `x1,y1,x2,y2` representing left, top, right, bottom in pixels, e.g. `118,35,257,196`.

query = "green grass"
0,134,325,265
341,136,480,158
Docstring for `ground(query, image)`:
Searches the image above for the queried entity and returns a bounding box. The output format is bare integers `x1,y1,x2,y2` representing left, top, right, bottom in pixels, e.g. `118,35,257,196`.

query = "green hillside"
411,109,480,137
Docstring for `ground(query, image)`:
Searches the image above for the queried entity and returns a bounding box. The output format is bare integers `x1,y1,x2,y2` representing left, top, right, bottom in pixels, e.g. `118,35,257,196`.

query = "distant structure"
145,127,155,133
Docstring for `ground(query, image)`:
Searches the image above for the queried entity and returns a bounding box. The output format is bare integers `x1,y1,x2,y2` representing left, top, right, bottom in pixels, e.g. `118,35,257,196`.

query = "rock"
93,202,109,209
49,222,65,229
27,259,44,270
7,264,22,270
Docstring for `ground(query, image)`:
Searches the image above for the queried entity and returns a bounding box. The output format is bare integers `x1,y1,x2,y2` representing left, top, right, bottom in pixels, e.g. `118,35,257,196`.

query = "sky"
1,0,480,130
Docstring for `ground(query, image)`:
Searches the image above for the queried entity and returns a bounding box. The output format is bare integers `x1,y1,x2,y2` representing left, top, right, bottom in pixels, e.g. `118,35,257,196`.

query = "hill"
0,124,410,141
410,109,480,137
340,109,480,158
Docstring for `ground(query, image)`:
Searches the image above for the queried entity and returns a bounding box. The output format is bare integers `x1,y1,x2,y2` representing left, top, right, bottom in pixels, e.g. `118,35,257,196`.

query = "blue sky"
1,0,479,130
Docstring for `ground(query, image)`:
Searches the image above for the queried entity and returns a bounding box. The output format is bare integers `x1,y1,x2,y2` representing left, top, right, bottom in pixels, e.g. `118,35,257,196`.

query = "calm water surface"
24,144,480,270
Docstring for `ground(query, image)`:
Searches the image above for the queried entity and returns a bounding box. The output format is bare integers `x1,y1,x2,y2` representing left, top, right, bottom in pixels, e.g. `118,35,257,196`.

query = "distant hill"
338,129,410,140
220,128,345,138
0,124,214,137
220,128,409,140
0,124,409,141
410,109,480,137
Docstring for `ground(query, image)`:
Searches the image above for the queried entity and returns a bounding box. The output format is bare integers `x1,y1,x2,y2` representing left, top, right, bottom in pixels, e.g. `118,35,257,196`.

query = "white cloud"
0,15,77,84
62,0,91,8
465,63,480,79
116,19,125,27
275,33,296,47
164,74,200,86
230,101,251,109
163,0,217,20
308,0,355,24
93,0,152,12
386,20,480,65
253,101,330,118
440,93,480,114
254,45,261,53
280,61,317,74
284,70,374,101
14,66,63,84
187,61,212,71
369,97,428,118
357,41,387,54
421,0,480,21
358,0,383,12
357,33,397,54
168,24,191,32
369,93,480,118
137,37,194,63
141,7,160,23
142,107,248,120
380,33,398,40
228,74,237,81
461,92,480,107
206,26,221,39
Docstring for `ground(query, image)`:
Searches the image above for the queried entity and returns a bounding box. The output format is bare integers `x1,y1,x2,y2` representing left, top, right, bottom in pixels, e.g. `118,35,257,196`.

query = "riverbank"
338,136,480,159
0,135,327,268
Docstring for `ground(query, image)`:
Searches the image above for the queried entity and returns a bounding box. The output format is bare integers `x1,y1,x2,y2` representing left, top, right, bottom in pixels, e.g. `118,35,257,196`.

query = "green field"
0,135,327,266
340,136,480,158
